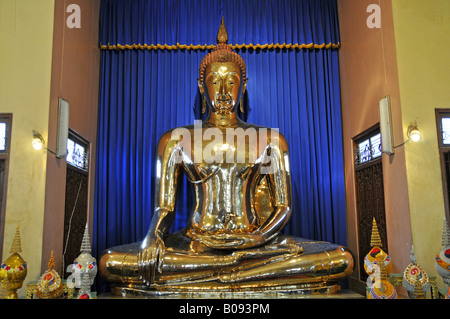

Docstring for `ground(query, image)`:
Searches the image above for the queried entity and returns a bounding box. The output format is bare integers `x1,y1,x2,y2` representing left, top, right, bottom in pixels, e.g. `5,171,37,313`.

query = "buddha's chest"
188,161,254,188
189,161,259,232
183,143,263,232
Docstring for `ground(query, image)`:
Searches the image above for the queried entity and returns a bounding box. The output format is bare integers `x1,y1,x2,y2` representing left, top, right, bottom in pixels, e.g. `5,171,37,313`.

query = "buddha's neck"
207,111,240,127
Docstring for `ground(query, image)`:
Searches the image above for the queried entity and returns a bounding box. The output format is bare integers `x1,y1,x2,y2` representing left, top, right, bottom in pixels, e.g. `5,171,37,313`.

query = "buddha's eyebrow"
210,72,237,76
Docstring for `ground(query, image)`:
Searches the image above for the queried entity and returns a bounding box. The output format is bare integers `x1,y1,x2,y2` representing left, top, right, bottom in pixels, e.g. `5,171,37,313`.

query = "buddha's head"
198,18,247,115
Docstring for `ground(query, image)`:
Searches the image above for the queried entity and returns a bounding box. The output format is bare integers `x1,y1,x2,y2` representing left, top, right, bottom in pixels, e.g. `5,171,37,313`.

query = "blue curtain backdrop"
94,0,346,273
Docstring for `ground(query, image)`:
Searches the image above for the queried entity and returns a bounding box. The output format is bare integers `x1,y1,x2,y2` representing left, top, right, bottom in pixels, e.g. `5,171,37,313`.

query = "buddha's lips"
213,99,233,111
216,98,231,105
215,93,233,102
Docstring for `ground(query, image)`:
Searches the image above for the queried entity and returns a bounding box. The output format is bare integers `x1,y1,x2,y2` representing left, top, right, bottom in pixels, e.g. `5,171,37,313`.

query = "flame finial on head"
216,16,228,44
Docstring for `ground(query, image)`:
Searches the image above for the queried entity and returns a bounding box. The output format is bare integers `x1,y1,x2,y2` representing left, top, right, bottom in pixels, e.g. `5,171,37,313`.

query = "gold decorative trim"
99,42,340,51
26,280,75,299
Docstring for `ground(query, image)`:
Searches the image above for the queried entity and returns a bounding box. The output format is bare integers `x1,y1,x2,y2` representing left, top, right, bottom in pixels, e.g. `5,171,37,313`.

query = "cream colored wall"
0,0,55,297
392,0,450,289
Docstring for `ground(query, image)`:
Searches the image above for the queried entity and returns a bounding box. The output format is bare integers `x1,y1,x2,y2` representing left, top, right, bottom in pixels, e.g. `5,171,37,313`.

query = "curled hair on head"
198,18,247,84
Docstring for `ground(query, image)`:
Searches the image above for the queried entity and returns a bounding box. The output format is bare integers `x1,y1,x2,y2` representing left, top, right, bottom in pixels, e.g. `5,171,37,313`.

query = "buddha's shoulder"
245,124,289,150
157,125,195,142
244,124,288,140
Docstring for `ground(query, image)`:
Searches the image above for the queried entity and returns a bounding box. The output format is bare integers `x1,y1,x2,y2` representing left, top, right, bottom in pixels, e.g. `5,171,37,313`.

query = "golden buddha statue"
100,18,354,295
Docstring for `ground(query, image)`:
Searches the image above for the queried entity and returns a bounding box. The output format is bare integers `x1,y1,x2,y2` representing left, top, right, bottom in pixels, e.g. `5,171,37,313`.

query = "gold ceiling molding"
99,42,341,51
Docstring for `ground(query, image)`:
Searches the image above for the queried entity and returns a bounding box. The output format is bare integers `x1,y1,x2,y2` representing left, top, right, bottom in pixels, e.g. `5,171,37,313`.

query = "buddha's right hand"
138,231,165,285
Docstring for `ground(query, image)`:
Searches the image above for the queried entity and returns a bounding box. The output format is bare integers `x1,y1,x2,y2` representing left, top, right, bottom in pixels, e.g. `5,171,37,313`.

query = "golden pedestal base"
110,282,349,299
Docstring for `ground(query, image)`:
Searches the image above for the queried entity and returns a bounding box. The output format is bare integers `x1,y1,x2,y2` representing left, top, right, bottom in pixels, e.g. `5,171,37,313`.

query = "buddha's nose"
218,81,225,95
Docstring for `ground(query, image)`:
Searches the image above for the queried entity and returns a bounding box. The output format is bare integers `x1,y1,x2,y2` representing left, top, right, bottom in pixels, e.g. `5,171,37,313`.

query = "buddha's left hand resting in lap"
99,19,354,292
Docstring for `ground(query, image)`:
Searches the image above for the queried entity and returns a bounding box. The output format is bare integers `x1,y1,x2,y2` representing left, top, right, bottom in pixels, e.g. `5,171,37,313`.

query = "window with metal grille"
66,130,89,172
0,114,12,258
62,129,89,275
354,129,382,167
353,126,388,282
436,109,450,222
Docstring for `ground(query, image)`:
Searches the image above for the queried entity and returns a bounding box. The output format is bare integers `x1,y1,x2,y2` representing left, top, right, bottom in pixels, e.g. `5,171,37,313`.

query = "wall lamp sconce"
393,121,422,149
407,121,422,142
32,130,45,150
32,130,56,155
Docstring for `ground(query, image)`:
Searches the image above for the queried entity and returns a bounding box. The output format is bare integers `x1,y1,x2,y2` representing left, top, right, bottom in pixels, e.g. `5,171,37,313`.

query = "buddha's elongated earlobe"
240,78,248,113
240,96,244,113
198,78,206,114
202,96,206,114
198,78,204,95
